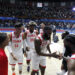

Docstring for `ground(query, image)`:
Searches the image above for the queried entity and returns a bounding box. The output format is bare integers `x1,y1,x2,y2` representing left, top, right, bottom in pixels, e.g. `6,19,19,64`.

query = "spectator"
0,33,9,75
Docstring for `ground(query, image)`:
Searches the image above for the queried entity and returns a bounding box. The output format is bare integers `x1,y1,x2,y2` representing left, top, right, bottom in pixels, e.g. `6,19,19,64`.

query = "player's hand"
13,56,18,61
24,53,27,57
51,52,63,59
11,53,18,61
26,47,30,51
58,53,63,60
64,56,70,62
51,53,60,58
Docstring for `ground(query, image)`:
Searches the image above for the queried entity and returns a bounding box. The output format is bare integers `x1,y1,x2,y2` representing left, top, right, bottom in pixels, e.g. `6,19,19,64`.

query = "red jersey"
0,48,8,75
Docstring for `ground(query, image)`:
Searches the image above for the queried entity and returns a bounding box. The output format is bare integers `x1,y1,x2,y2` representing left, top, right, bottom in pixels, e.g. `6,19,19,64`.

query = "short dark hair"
0,33,7,45
14,22,22,28
64,34,75,45
62,31,69,39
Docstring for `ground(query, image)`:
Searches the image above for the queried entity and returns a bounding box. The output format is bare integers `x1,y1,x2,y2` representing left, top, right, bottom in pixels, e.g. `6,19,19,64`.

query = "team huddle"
0,21,75,75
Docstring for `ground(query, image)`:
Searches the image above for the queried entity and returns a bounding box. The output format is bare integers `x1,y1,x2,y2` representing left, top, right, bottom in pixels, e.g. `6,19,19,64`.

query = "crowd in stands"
0,20,16,27
0,2,75,19
0,2,75,30
0,19,75,30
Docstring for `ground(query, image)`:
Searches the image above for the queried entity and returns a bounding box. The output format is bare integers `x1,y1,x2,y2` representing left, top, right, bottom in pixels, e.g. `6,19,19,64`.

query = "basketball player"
24,21,38,72
39,23,45,35
57,31,70,75
40,23,52,44
7,23,26,75
31,26,60,75
0,33,9,75
63,34,75,75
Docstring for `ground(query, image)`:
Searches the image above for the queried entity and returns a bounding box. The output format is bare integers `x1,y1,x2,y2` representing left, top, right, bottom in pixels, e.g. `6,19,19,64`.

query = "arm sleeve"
7,42,12,53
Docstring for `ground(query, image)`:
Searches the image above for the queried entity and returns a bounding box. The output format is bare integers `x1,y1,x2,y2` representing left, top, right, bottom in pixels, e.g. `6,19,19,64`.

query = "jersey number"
15,44,18,48
30,39,34,42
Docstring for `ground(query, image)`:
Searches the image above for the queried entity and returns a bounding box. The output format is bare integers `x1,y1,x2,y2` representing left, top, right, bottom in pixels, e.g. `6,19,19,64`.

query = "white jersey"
71,54,75,59
10,32,23,53
26,30,37,49
38,34,50,53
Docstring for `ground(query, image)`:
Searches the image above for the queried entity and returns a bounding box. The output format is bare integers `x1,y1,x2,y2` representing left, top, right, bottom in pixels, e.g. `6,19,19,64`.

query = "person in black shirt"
57,31,72,75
